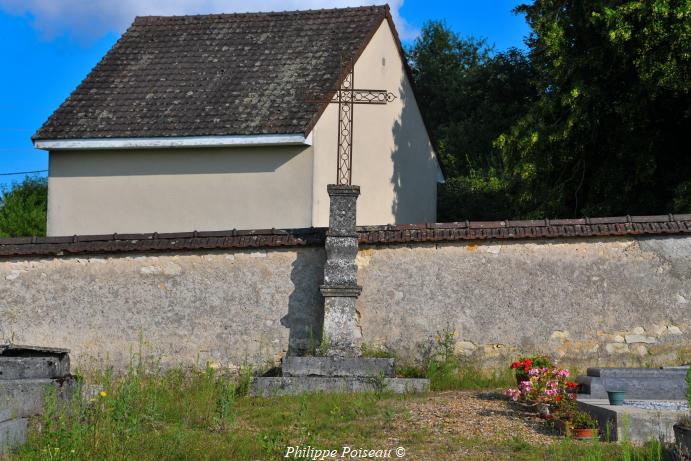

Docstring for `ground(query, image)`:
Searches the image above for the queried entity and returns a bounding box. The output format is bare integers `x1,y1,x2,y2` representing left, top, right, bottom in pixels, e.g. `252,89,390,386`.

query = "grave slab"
576,366,688,400
578,399,686,443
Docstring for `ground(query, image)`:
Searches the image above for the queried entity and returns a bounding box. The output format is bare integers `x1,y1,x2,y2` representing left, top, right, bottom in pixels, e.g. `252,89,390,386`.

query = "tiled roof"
358,215,691,244
33,6,390,140
1,215,689,258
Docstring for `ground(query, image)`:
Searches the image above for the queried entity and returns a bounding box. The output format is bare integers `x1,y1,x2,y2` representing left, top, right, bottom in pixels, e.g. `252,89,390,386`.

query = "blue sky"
0,0,529,189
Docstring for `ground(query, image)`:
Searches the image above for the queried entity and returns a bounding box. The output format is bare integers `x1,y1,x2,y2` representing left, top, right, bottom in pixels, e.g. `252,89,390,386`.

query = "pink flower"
528,368,540,377
557,369,570,378
519,381,532,393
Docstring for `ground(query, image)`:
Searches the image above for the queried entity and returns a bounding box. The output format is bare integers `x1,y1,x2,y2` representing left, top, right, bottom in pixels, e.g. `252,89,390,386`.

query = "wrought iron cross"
306,59,396,185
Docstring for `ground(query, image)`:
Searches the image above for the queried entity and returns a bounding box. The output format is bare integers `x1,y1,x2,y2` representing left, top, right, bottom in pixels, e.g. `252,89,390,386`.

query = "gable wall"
310,20,441,227
47,146,314,235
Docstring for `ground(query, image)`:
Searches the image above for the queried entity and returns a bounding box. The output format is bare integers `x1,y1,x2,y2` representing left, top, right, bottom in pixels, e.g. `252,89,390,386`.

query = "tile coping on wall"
0,214,689,258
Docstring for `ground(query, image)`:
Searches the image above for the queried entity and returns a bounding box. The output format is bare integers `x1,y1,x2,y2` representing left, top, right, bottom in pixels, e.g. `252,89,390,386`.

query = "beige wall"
310,20,442,227
48,146,313,235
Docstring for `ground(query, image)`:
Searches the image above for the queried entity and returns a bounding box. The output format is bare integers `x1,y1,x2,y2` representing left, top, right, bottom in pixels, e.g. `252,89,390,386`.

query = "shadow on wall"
280,248,325,355
390,80,438,224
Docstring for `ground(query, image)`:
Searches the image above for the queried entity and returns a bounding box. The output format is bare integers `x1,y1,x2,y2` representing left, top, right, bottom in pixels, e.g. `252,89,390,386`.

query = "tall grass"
415,329,514,390
10,354,395,461
12,355,253,460
7,343,677,460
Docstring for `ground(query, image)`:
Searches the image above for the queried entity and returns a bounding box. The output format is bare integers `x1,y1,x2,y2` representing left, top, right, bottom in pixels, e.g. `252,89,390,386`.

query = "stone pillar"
252,183,429,395
320,184,362,357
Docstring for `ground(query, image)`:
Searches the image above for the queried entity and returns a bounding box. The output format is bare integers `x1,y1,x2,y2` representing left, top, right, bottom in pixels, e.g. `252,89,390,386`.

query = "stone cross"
320,184,362,357
308,58,396,356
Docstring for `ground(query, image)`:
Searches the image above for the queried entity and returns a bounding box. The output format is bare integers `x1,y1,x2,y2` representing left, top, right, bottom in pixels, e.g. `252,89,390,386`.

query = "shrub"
571,411,598,430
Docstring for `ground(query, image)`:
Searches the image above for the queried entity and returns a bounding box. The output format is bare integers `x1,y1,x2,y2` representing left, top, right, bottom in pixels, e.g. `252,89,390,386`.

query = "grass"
418,329,516,391
7,351,675,461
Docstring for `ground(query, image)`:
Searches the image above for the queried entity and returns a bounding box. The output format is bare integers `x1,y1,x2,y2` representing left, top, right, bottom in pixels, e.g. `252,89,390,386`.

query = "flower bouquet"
510,355,553,385
504,363,578,420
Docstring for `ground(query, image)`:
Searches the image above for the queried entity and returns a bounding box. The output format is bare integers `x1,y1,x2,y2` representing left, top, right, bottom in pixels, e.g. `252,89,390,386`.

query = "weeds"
361,343,396,359
416,328,515,390
7,341,677,460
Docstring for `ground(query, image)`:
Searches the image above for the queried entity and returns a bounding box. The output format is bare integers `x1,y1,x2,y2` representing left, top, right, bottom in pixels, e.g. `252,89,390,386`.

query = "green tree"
499,0,691,217
407,21,535,220
0,177,48,237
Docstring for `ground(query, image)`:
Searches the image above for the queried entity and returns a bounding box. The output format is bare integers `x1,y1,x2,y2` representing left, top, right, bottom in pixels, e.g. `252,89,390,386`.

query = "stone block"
0,418,28,456
321,289,362,357
624,334,657,344
454,341,477,356
323,236,359,285
667,325,683,335
550,330,569,341
577,399,685,443
631,344,649,356
575,375,607,398
326,184,359,233
282,357,394,378
605,343,629,354
0,355,70,380
0,379,73,423
251,376,429,397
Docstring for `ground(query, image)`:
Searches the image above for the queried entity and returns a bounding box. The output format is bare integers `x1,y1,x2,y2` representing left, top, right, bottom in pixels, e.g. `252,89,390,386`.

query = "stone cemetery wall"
0,227,689,372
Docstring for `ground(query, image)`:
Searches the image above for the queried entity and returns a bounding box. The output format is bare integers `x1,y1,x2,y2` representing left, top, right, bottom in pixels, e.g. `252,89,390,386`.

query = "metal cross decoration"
306,59,397,185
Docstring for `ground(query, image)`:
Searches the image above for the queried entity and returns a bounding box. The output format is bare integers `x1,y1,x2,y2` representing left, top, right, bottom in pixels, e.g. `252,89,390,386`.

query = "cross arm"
304,89,397,105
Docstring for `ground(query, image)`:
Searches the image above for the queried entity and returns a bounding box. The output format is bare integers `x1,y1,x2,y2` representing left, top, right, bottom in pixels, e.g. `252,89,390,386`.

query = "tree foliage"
407,21,535,220
0,177,48,237
502,0,691,218
409,1,691,220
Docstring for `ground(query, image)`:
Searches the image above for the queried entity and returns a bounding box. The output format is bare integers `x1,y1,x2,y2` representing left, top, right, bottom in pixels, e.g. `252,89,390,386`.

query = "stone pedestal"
320,185,362,357
251,184,429,396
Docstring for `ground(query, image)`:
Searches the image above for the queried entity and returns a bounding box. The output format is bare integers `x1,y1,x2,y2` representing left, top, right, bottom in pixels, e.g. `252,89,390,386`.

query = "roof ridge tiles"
134,5,387,21
0,215,689,258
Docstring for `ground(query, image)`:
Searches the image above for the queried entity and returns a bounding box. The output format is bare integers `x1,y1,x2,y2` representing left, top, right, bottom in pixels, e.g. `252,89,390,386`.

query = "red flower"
523,359,532,369
510,361,520,369
555,396,562,402
566,381,577,388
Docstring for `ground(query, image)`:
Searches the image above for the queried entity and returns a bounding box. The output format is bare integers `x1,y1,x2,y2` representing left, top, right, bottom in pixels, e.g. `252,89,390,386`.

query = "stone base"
0,418,28,456
578,399,685,442
282,357,394,377
251,376,429,397
0,379,74,422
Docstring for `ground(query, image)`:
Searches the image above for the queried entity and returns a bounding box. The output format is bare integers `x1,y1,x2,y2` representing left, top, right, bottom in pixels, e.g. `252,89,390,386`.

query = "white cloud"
0,0,418,43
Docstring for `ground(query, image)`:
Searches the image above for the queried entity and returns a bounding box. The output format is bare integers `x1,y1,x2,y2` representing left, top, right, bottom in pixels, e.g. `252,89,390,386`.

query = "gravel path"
383,390,560,460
